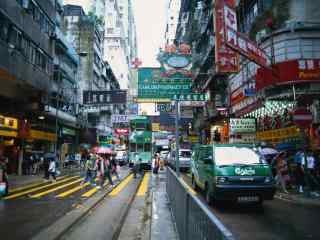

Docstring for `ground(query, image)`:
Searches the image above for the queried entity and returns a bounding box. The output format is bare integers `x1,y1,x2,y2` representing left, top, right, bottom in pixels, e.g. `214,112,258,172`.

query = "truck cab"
191,144,276,205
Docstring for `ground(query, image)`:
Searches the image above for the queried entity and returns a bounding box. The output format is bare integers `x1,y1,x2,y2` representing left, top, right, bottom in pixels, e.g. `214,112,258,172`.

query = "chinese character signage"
172,93,209,101
83,90,127,105
0,115,18,130
229,118,256,133
256,59,320,91
225,28,268,68
214,0,239,73
111,115,132,124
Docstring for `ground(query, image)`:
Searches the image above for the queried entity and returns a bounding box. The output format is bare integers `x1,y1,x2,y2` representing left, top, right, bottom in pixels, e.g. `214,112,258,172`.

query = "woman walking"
275,152,289,194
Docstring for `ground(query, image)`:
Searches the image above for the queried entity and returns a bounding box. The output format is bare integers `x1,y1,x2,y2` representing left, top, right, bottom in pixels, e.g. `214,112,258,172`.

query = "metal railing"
166,168,236,240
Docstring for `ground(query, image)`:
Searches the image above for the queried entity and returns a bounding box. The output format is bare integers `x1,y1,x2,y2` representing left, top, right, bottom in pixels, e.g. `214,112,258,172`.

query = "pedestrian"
48,158,57,182
275,152,289,194
153,154,160,174
110,153,120,181
95,155,105,189
43,153,50,180
0,156,9,196
105,155,114,186
81,154,97,186
304,150,320,197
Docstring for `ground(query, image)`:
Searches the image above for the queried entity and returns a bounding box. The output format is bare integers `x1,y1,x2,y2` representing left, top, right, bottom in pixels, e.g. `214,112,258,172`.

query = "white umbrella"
260,148,279,155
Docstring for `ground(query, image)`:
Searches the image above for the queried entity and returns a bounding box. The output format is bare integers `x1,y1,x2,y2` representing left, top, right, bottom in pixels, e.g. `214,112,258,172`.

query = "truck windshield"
215,147,264,166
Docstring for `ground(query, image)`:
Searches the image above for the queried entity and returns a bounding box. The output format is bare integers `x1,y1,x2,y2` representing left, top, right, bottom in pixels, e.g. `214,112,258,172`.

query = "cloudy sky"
132,0,169,67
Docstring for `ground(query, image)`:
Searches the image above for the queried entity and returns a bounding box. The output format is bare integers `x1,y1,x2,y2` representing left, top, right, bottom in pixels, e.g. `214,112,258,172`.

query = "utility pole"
175,100,180,177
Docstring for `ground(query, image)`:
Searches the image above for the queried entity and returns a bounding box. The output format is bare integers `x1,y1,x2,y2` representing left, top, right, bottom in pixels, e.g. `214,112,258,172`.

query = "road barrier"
166,168,235,240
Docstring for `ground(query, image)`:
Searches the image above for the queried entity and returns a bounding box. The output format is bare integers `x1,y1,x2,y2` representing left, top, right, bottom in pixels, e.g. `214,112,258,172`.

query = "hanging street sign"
214,0,240,73
83,90,127,105
172,93,209,101
138,68,192,102
156,103,174,112
229,118,256,133
111,114,133,124
225,27,269,68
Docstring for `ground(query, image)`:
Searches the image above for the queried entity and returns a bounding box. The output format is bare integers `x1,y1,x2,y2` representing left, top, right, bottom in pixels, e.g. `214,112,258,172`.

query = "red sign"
115,128,129,135
225,27,268,68
256,59,320,91
230,88,245,106
214,0,239,73
293,108,313,128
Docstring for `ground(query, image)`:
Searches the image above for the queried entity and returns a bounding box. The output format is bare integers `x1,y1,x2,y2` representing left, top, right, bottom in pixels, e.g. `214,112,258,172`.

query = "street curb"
31,172,131,240
275,193,320,206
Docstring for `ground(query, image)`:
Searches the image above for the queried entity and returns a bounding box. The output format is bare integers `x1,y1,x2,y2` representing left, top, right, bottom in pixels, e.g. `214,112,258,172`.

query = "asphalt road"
0,167,130,240
182,174,320,240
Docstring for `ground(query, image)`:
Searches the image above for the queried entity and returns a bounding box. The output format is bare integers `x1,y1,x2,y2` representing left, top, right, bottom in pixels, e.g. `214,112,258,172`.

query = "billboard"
83,90,127,105
214,0,239,73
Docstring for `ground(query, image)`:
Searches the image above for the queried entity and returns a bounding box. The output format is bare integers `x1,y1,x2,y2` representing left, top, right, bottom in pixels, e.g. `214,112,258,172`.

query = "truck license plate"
237,196,259,202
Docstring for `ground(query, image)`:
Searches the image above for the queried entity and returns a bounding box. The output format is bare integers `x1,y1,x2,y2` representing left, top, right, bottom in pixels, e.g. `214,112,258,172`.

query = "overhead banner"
83,90,127,105
229,118,256,133
214,0,239,73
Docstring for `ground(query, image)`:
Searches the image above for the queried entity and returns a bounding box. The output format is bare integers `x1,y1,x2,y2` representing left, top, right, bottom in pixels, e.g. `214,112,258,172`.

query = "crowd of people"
270,149,320,196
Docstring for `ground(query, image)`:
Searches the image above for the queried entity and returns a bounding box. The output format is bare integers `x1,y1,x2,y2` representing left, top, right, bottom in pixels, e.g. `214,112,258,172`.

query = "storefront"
0,115,19,174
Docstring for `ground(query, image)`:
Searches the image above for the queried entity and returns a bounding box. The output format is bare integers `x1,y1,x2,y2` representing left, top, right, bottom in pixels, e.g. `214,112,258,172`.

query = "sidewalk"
118,168,179,240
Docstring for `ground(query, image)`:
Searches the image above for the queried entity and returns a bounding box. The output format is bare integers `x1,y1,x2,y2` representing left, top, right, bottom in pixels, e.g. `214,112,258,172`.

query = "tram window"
130,143,136,152
137,143,143,151
145,143,151,151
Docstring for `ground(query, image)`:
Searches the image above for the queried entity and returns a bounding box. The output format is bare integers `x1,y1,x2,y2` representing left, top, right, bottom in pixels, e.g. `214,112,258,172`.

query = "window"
214,147,264,166
137,144,143,151
130,143,136,152
144,144,151,152
0,14,9,41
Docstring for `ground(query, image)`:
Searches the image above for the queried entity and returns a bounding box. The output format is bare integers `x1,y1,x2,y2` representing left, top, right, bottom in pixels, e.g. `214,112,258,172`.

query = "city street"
182,173,320,240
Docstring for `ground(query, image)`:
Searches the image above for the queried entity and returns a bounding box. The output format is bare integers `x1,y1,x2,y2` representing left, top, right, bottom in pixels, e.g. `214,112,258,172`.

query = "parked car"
115,151,128,166
191,144,276,205
168,149,192,172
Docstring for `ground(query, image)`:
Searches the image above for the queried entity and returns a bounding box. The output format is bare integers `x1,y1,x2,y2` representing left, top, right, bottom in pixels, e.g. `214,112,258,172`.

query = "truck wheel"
191,175,198,191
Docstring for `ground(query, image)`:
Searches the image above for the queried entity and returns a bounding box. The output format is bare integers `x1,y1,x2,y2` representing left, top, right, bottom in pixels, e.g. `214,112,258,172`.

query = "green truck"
191,144,276,205
128,116,152,169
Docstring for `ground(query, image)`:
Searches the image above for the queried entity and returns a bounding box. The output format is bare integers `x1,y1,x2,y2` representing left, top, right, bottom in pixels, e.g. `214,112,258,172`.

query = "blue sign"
244,88,256,97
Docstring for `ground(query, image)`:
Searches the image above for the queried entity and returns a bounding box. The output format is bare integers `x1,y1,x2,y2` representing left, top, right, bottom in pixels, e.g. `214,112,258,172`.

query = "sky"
132,0,169,67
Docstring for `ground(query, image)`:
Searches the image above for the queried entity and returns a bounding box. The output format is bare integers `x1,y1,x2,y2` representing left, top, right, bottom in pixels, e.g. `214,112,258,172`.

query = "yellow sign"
0,115,18,130
29,130,57,142
152,123,160,132
189,135,199,143
0,130,18,138
257,126,300,141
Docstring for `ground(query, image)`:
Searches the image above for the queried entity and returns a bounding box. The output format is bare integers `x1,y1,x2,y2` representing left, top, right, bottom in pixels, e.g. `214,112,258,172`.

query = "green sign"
172,93,209,101
138,68,192,102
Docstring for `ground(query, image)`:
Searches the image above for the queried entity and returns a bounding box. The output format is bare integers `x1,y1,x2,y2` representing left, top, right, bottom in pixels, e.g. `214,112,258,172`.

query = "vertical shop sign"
214,0,239,73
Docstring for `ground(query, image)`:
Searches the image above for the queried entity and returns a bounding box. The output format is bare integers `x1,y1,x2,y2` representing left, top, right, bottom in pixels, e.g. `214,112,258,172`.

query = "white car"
168,149,192,172
115,151,128,166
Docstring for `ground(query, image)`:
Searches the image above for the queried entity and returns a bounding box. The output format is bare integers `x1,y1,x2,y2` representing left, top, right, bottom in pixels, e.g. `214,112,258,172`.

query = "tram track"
45,172,147,240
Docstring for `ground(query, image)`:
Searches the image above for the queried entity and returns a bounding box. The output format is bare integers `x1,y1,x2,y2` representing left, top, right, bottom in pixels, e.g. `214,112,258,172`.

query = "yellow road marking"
109,174,133,196
81,176,116,198
30,178,84,198
4,176,79,200
57,177,99,198
137,173,150,196
9,176,66,194
180,178,197,196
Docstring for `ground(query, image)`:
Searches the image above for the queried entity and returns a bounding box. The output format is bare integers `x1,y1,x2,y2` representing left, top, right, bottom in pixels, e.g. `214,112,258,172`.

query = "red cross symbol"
131,58,142,69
